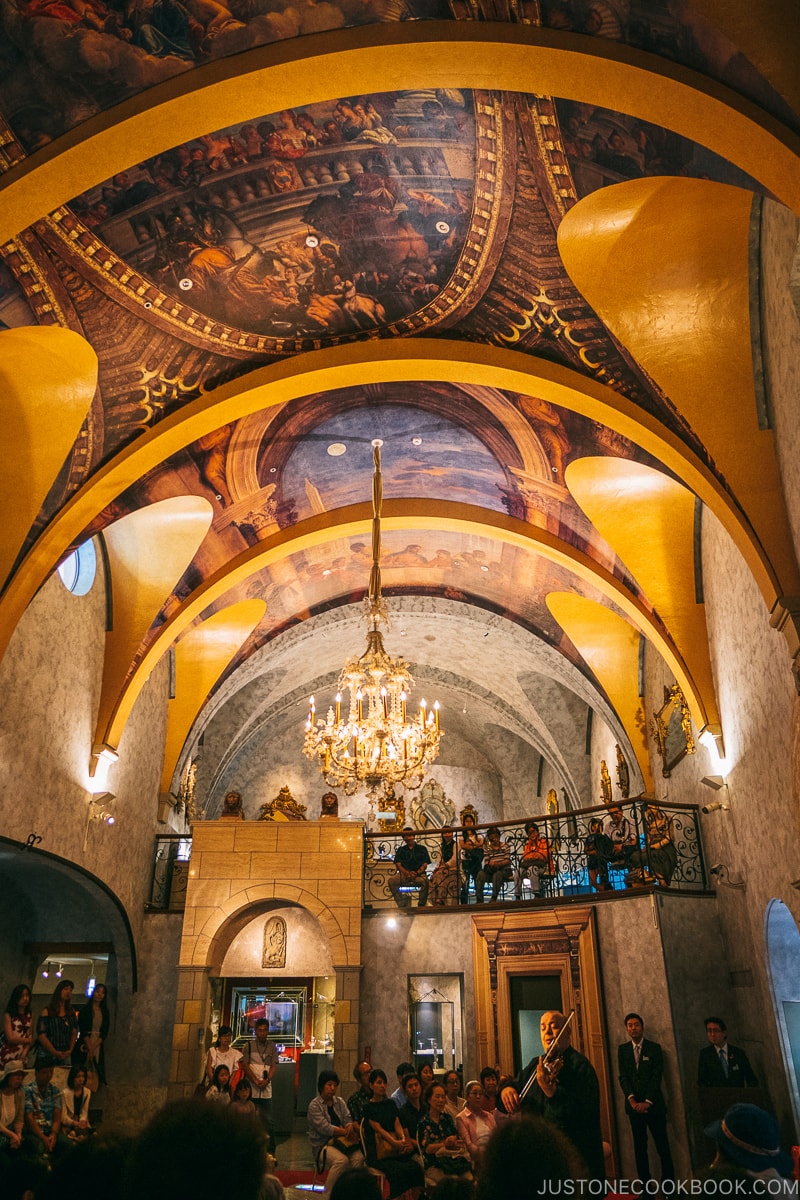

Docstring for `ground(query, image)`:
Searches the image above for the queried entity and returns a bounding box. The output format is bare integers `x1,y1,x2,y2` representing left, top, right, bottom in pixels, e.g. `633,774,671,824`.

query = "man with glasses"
698,1017,758,1088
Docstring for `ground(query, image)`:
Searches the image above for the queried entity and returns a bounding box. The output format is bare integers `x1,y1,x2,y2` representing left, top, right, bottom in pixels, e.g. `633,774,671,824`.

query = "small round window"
57,540,97,596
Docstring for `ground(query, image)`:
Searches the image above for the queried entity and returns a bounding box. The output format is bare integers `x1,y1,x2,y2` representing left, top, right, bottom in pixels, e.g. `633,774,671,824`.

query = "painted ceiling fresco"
0,0,795,157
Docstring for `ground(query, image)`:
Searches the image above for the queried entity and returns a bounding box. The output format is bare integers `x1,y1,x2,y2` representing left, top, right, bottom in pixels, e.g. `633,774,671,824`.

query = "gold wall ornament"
650,683,696,777
615,744,630,798
377,785,405,833
303,441,442,797
409,778,456,829
599,760,612,805
262,915,287,968
546,788,558,814
259,785,307,822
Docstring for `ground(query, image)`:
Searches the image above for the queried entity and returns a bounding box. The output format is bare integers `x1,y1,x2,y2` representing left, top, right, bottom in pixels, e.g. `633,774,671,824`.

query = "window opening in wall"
33,952,110,1003
408,974,463,1074
57,539,97,596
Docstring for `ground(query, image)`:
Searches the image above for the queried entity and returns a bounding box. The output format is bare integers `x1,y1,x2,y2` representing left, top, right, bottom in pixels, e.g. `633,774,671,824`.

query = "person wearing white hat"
0,1060,26,1154
705,1103,794,1193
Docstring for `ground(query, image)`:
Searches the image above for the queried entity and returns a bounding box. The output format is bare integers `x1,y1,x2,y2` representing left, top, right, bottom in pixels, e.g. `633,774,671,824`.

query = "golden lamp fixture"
303,440,442,797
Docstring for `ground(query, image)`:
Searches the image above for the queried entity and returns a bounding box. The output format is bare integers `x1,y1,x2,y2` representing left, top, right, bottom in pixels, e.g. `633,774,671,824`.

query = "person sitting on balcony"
429,829,459,906
514,821,554,898
603,805,637,869
388,829,430,910
459,812,483,903
585,818,614,891
476,827,513,903
628,803,677,887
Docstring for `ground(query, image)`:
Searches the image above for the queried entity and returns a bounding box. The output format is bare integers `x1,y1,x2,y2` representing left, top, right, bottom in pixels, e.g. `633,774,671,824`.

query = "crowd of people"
387,803,679,912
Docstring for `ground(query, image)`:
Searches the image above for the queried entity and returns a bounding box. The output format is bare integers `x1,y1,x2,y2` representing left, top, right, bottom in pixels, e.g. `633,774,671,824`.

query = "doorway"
509,974,563,1075
765,898,800,1129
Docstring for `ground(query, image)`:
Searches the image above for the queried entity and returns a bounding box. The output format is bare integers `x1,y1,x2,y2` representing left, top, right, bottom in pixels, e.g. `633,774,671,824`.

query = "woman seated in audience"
429,829,459,906
443,1071,464,1121
0,1060,26,1155
205,1064,232,1104
419,1063,435,1091
204,1025,241,1087
475,827,512,903
418,1082,472,1191
478,1068,502,1115
456,1080,495,1170
475,1115,579,1200
1,986,33,1071
306,1068,364,1193
364,1068,424,1199
61,1065,92,1138
230,1077,256,1117
459,814,483,904
398,1073,425,1140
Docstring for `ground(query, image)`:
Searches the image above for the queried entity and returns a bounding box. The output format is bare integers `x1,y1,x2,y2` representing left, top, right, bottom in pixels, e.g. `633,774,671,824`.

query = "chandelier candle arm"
302,441,442,797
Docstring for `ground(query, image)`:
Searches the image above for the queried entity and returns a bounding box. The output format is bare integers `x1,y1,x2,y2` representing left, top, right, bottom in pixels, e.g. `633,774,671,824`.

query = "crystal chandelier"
303,440,442,797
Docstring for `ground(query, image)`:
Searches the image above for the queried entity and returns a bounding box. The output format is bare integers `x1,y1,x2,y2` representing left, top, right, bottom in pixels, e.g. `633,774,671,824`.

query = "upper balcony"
363,798,710,910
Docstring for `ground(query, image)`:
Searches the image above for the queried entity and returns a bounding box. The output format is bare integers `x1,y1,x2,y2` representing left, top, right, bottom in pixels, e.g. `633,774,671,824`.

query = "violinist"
500,1010,605,1180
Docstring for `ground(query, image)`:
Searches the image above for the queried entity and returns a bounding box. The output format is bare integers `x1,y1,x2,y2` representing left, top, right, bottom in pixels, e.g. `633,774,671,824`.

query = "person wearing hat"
705,1103,794,1191
388,828,430,909
0,1060,26,1154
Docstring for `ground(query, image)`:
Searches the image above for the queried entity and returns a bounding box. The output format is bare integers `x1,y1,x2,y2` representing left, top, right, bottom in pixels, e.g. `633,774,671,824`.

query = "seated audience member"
629,803,677,886
329,1168,383,1200
419,1063,435,1090
230,1078,257,1117
36,1131,134,1200
363,1068,425,1200
585,818,614,891
515,821,554,898
125,1099,268,1200
443,1070,464,1121
388,829,431,910
456,1080,496,1169
459,813,484,904
475,1115,580,1200
23,1064,66,1161
603,806,636,868
418,1082,472,1191
399,1073,426,1139
391,1061,415,1108
478,1068,502,1115
704,1103,794,1193
205,1064,232,1104
698,1017,759,1087
348,1061,374,1122
429,829,459,906
61,1065,92,1138
307,1069,364,1194
0,1060,25,1156
475,827,512,903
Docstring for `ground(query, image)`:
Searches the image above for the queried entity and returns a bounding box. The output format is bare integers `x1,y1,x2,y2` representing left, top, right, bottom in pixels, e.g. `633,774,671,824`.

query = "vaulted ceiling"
2,0,799,803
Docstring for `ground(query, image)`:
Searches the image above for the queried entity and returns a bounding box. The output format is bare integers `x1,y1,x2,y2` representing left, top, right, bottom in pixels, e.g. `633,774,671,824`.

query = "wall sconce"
699,725,725,763
84,791,116,850
709,863,746,891
90,743,119,780
700,776,729,813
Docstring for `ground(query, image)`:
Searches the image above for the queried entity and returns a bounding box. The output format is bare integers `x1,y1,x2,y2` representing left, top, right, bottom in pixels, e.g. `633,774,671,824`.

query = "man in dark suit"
697,1017,759,1087
618,1013,674,1185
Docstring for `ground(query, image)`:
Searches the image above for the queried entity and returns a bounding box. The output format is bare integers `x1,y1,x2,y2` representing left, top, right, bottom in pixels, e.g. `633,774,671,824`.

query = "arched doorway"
765,898,800,1130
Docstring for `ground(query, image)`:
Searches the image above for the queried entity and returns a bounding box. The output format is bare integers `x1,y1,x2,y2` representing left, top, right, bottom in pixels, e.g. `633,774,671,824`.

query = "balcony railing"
363,799,709,908
147,835,193,911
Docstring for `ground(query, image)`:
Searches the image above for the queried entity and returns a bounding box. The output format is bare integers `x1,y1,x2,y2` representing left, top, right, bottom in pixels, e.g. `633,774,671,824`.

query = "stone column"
169,965,211,1102
334,964,362,1098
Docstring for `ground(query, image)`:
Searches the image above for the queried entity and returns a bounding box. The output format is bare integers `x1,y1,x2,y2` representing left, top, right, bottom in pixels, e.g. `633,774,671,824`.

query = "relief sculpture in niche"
263,916,287,968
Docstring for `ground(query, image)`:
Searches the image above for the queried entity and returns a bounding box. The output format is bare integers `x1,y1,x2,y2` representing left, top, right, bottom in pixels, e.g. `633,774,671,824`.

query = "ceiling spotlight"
41,965,50,978
55,964,63,979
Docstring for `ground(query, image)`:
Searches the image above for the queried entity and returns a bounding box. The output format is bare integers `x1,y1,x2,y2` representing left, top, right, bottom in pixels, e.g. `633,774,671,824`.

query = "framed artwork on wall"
650,684,696,777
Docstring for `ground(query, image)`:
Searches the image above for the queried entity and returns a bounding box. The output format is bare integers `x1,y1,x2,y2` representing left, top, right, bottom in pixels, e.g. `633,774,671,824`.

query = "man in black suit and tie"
697,1017,759,1087
618,1013,674,1185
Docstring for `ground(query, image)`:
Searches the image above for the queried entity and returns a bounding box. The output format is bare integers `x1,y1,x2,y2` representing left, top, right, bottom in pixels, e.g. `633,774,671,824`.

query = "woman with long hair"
204,1025,241,1087
36,979,78,1070
0,985,33,1070
364,1068,424,1200
76,982,110,1084
61,1065,92,1138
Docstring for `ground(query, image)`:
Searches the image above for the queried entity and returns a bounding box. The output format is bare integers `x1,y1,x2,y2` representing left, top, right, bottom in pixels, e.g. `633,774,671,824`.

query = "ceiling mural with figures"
1,0,798,791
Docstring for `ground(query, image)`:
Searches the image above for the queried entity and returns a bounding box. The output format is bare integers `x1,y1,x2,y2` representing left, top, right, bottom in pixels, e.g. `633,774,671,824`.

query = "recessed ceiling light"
481,564,489,571
269,467,277,473
412,437,422,446
322,569,331,576
327,443,347,457
399,630,407,637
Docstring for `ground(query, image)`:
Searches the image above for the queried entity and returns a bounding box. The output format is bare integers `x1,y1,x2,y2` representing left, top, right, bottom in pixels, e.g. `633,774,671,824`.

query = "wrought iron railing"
363,799,708,908
147,835,192,911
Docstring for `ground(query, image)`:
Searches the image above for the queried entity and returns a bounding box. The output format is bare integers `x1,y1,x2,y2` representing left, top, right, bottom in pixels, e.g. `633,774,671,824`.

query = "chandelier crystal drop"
302,441,442,797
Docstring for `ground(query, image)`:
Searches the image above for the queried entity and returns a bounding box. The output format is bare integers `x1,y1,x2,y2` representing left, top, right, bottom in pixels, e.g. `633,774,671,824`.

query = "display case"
408,974,463,1073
